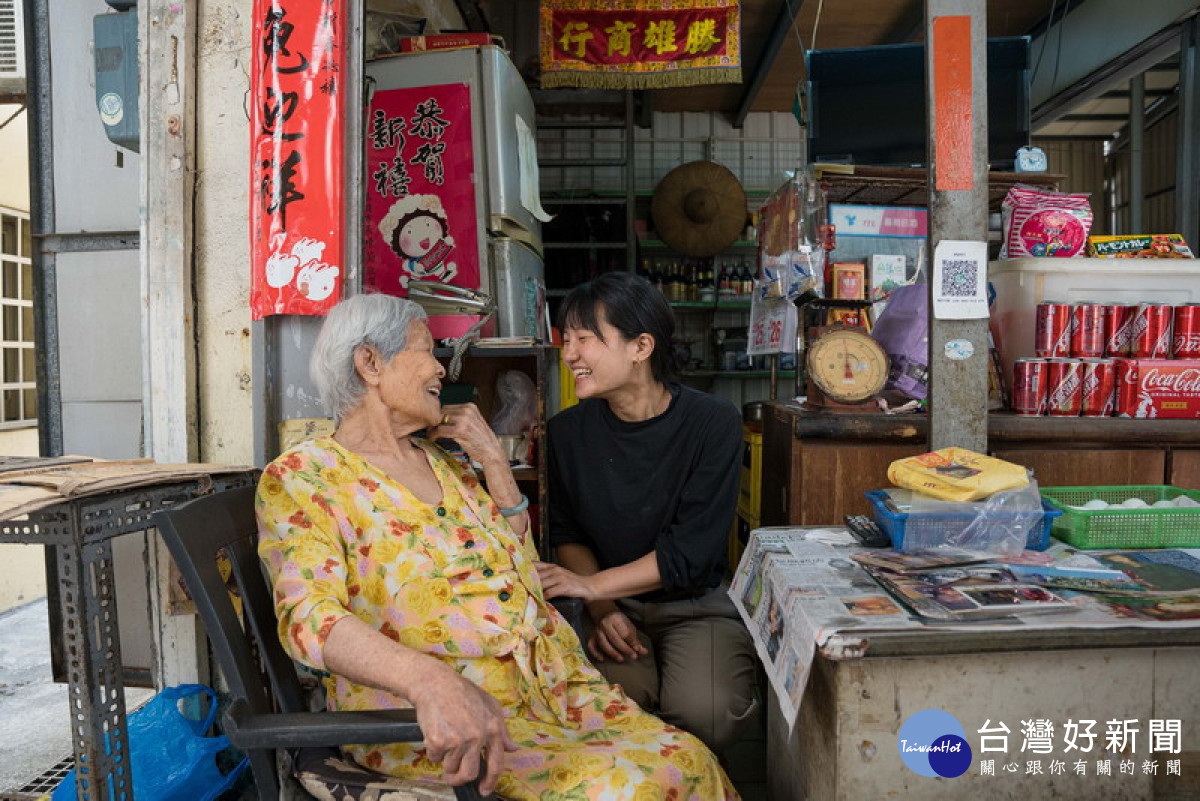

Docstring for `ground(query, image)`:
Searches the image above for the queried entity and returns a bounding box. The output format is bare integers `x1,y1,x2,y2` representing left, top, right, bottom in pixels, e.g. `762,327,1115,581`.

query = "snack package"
1086,234,1194,258
1000,184,1093,259
887,447,1030,502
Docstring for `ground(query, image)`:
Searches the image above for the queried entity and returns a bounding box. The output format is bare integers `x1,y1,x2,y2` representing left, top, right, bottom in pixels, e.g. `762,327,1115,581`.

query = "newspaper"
729,527,1200,731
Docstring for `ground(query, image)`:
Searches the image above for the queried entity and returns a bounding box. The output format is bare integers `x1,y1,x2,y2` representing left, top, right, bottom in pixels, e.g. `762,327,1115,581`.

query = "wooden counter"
761,401,1200,526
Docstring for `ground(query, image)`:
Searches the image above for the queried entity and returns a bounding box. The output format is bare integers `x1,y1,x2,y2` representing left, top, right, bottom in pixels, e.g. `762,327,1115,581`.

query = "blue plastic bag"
53,684,248,801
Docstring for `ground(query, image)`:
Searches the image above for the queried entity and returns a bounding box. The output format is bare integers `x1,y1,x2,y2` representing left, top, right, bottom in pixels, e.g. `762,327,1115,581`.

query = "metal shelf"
542,197,629,206
682,370,797,380
670,300,753,311
544,242,627,250
640,239,759,250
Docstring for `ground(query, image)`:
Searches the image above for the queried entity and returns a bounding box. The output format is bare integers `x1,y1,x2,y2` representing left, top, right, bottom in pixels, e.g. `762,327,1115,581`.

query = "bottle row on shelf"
637,257,758,304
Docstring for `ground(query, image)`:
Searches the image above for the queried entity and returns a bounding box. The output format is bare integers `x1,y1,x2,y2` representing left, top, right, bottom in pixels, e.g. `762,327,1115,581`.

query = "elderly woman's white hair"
310,294,428,421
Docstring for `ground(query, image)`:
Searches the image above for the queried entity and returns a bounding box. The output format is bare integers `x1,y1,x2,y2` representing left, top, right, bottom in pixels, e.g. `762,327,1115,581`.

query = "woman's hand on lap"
535,561,598,601
588,608,648,663
414,661,518,794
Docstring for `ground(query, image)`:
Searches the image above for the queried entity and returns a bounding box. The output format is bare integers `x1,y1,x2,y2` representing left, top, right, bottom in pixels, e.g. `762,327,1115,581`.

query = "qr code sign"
941,259,978,297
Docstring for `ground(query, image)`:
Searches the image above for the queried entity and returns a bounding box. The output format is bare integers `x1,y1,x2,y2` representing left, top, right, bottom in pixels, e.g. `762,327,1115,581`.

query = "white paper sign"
932,240,988,319
748,295,798,356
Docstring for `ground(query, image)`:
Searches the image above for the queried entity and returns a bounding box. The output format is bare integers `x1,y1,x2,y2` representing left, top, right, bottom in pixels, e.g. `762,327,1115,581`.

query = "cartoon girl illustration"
378,194,458,287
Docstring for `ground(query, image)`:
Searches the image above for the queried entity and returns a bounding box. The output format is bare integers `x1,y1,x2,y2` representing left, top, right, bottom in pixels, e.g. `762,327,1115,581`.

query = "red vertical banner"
250,0,346,319
932,15,973,192
363,84,480,295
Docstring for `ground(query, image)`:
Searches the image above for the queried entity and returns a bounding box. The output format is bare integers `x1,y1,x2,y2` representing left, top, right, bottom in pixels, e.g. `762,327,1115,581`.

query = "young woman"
536,272,758,756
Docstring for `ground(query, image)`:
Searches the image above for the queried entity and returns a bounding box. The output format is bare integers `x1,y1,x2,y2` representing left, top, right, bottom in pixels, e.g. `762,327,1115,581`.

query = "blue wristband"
498,494,529,517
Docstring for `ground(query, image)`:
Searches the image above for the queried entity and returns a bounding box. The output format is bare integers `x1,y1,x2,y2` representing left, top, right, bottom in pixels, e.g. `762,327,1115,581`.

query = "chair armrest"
227,702,501,801
549,596,586,638
225,700,423,750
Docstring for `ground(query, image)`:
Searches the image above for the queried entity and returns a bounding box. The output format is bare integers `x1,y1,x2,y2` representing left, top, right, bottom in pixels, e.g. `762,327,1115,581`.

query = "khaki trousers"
584,583,758,755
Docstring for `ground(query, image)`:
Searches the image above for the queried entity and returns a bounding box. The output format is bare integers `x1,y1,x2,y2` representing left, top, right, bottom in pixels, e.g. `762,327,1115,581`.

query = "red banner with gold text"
250,0,346,319
540,0,740,89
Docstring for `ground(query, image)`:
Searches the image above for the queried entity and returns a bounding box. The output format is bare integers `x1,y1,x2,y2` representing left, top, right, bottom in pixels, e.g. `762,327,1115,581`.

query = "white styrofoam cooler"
989,257,1200,381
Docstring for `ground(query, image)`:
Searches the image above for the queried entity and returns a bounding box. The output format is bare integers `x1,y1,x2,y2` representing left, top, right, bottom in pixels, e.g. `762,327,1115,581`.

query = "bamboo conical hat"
650,161,747,257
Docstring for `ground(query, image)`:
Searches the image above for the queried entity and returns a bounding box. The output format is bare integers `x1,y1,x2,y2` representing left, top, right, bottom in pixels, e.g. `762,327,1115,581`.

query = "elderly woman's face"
375,320,446,427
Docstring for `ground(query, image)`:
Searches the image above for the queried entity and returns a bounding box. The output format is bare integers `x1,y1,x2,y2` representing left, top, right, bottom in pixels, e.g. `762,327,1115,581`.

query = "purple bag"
870,283,928,400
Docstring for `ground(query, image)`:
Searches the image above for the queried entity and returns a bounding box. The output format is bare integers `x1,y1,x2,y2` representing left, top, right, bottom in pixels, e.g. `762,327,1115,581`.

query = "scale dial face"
807,326,890,403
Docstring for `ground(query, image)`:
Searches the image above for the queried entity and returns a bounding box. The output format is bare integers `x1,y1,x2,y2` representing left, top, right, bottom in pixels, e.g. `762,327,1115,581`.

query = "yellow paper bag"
887,447,1029,502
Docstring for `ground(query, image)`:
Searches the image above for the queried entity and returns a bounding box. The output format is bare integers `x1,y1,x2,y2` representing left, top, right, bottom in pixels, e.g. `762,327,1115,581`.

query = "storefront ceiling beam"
732,0,806,128
925,0,989,452
1176,15,1200,250
1031,10,1189,127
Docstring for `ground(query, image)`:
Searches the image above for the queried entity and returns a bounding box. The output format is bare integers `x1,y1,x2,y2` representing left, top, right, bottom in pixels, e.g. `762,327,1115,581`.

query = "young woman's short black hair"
558,271,679,384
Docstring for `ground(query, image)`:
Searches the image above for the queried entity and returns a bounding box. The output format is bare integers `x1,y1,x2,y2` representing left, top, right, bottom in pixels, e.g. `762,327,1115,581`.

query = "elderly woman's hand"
416,660,519,794
428,404,508,471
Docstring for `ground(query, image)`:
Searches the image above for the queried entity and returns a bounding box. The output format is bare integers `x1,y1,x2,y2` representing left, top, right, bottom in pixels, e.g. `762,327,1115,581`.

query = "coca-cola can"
1070,302,1106,358
1103,303,1135,356
1130,303,1174,358
1173,304,1200,359
1045,358,1084,417
1012,358,1049,416
1080,358,1117,417
1114,358,1139,417
1035,302,1073,358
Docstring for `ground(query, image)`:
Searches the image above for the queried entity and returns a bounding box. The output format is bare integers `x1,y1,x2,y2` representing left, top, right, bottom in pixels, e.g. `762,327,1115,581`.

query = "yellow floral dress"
256,437,738,801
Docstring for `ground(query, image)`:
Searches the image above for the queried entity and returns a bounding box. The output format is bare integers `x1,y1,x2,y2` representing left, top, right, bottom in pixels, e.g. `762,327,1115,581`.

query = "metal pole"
1130,73,1145,232
925,0,989,452
24,0,63,458
1177,15,1200,251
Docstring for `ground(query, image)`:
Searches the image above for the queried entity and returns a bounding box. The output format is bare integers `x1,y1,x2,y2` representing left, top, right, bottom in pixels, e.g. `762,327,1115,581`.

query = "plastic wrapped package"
900,477,1045,557
489,370,537,435
887,447,1029,502
758,169,826,299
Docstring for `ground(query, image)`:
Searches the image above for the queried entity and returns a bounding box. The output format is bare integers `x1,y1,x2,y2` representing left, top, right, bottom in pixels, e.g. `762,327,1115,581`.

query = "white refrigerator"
364,46,547,340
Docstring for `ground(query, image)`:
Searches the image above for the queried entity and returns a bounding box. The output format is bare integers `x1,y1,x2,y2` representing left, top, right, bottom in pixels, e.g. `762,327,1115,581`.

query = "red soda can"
1080,358,1117,417
1070,302,1106,358
1114,358,1139,417
1103,303,1134,356
1012,358,1049,416
1035,302,1073,357
1130,303,1174,358
1045,358,1084,417
1173,304,1200,359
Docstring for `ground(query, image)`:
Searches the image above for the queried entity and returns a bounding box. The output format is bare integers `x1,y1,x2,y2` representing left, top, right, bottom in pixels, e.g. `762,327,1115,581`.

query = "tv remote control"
844,515,892,548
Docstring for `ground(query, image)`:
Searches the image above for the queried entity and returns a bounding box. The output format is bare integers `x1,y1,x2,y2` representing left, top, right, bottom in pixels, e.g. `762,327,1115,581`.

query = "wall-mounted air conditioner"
0,0,26,97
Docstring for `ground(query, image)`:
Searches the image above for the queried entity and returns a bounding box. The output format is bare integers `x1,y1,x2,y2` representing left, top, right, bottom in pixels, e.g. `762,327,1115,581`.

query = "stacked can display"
1014,301,1200,417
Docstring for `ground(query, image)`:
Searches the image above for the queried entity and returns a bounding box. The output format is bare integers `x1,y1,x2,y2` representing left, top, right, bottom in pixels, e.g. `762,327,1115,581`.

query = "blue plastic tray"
865,490,1061,551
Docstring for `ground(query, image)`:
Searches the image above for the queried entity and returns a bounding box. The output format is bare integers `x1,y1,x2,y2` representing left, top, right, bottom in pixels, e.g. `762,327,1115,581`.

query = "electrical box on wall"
93,10,139,152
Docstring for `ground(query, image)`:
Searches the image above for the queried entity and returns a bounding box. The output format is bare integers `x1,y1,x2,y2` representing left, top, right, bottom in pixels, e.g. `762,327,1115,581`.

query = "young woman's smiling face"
561,305,644,400
398,215,443,258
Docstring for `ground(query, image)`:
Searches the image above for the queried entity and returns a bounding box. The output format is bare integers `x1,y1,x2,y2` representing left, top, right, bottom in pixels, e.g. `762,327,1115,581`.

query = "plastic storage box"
1040,485,1200,549
865,489,1061,551
988,257,1200,382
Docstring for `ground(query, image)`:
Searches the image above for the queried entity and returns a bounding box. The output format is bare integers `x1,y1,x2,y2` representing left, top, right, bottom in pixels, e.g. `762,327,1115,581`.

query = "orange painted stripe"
932,15,973,191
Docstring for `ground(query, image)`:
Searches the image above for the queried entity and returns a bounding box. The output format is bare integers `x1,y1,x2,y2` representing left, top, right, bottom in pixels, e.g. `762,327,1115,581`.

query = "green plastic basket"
1040,485,1200,549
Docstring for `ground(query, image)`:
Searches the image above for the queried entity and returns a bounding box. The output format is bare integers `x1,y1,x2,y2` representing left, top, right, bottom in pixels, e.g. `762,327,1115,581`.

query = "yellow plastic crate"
738,427,763,519
727,508,760,576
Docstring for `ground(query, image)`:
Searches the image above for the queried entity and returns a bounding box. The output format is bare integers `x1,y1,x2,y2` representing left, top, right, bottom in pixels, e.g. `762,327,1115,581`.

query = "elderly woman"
256,294,737,800
536,272,757,757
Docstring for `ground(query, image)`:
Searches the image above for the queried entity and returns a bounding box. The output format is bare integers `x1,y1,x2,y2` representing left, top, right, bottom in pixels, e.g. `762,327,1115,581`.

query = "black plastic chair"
154,484,494,801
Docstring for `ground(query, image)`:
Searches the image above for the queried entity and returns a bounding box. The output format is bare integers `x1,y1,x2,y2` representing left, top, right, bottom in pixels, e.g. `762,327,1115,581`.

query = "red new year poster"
250,0,346,319
363,83,480,298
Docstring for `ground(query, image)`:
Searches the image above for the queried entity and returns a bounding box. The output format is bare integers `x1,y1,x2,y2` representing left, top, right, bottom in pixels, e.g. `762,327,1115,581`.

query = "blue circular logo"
898,709,973,778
